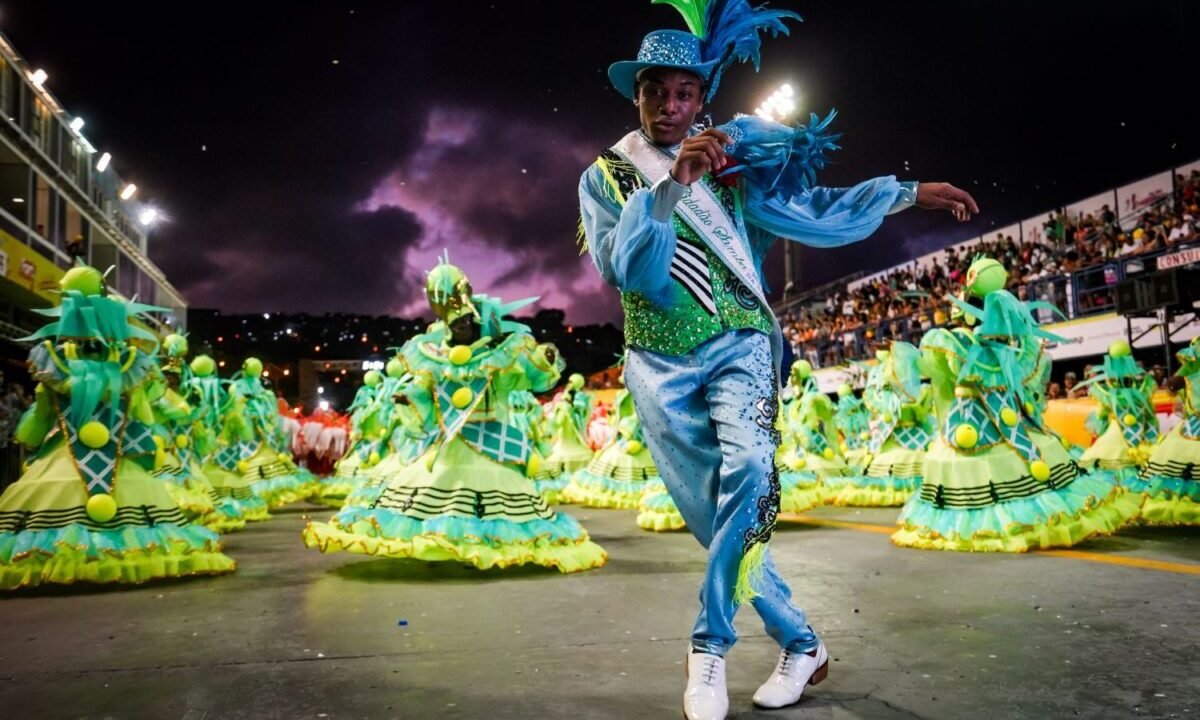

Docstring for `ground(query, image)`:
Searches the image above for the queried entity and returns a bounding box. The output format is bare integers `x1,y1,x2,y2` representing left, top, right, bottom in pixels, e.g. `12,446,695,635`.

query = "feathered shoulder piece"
719,111,841,202
656,0,801,100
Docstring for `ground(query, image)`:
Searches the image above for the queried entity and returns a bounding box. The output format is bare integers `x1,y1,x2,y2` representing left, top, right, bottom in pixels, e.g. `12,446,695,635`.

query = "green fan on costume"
226,357,317,507
893,256,1143,552
530,372,595,501
303,256,607,572
1129,337,1200,525
564,369,660,509
833,347,933,507
0,264,235,589
183,354,271,526
1077,340,1160,485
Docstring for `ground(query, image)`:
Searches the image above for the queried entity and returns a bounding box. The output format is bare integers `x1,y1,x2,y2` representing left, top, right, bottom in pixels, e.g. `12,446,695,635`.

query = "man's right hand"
670,129,732,186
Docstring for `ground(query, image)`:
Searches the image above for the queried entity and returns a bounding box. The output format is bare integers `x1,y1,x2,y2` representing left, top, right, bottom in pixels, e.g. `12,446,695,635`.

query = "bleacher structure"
775,161,1200,392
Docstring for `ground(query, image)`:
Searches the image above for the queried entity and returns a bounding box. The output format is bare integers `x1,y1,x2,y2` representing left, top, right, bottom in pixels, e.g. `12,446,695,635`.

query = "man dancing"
578,1,978,718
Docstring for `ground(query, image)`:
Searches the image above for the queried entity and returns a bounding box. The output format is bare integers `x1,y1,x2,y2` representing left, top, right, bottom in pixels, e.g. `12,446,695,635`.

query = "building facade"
0,31,185,354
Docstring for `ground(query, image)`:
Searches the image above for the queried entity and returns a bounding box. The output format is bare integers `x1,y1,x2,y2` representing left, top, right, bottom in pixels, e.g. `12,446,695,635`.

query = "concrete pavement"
1,504,1197,719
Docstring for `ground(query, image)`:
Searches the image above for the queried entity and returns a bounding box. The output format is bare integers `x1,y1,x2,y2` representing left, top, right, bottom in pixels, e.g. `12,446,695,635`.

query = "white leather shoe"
752,642,829,709
683,650,729,720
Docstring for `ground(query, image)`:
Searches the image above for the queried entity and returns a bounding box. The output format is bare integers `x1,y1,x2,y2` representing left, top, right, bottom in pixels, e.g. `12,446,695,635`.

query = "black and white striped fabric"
670,240,717,315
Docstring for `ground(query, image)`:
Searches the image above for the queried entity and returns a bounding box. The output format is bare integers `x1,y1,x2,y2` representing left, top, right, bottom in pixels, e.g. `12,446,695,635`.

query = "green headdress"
22,262,167,427
425,252,479,325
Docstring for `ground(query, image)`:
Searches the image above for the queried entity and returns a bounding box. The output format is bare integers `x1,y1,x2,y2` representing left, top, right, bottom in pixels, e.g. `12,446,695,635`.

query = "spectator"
1047,382,1063,400
1063,371,1080,399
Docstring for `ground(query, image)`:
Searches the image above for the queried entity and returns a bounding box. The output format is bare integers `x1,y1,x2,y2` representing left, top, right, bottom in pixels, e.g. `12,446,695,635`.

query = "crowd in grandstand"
780,170,1200,370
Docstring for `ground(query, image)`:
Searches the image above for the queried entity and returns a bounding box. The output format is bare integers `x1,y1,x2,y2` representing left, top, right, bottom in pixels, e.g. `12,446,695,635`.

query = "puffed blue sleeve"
579,163,686,302
743,177,918,248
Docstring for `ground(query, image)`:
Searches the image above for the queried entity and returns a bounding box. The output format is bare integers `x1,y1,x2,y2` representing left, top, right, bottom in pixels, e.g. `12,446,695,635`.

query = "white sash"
610,131,786,381
610,131,766,307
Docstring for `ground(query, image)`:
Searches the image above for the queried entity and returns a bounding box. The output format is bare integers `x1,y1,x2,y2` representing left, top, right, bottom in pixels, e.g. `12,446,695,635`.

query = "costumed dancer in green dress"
563,372,660,509
834,383,871,470
777,360,848,511
0,265,235,589
148,334,217,523
304,258,607,572
832,348,932,507
893,257,1143,551
1077,341,1159,486
229,358,317,507
185,355,271,525
530,373,595,501
311,368,389,507
340,363,439,509
1129,337,1200,525
148,334,246,531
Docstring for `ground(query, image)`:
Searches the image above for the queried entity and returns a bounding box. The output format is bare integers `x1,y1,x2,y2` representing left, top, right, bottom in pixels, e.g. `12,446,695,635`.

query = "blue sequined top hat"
608,30,720,101
608,0,801,103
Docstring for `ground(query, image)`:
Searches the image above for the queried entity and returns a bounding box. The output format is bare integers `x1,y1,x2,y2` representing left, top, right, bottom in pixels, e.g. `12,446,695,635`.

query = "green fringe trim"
733,541,768,605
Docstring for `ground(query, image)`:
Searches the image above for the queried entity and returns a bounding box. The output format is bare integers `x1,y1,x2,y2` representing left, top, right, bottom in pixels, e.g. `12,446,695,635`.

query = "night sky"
4,1,1198,324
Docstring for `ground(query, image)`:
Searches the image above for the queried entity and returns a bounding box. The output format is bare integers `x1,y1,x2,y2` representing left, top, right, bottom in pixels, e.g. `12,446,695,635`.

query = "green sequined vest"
593,151,773,356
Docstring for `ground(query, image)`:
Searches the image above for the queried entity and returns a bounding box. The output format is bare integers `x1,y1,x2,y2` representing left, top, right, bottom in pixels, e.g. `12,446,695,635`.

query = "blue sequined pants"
625,329,819,657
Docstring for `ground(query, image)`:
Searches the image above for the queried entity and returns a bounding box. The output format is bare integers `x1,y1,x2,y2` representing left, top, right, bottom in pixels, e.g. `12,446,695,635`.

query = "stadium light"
69,117,85,133
754,82,798,123
120,183,137,200
96,153,112,172
138,208,159,226
30,69,48,88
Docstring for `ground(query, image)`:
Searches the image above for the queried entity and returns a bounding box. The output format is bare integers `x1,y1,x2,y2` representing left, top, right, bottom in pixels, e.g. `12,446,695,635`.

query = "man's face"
449,314,480,345
636,68,704,146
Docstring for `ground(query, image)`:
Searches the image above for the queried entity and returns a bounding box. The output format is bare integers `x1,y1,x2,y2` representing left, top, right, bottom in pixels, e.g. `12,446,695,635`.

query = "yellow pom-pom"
625,440,644,455
1024,402,1036,416
839,442,848,453
175,434,189,449
1030,459,1051,482
954,424,979,449
451,387,474,409
368,451,381,465
448,345,473,366
1109,340,1132,358
85,493,118,523
377,429,389,440
277,452,291,463
954,386,976,398
859,431,870,441
79,421,110,449
822,447,834,460
792,456,807,470
1122,413,1137,427
153,435,166,450
883,413,894,424
1000,408,1018,426
236,460,250,474
525,452,543,478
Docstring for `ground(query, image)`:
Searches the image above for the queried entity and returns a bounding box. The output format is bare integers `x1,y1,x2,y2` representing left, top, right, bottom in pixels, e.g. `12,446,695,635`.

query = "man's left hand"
916,183,980,222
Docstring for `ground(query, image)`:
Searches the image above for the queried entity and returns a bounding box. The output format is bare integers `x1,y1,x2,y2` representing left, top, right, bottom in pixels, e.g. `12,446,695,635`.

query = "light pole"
754,84,801,303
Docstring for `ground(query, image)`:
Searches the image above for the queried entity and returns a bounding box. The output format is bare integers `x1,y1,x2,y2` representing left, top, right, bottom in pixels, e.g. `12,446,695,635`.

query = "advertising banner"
1117,171,1173,230
0,229,63,302
1066,190,1118,225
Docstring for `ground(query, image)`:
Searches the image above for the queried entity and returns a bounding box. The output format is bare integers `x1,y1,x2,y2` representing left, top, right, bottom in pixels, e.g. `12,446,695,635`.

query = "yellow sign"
0,228,64,302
